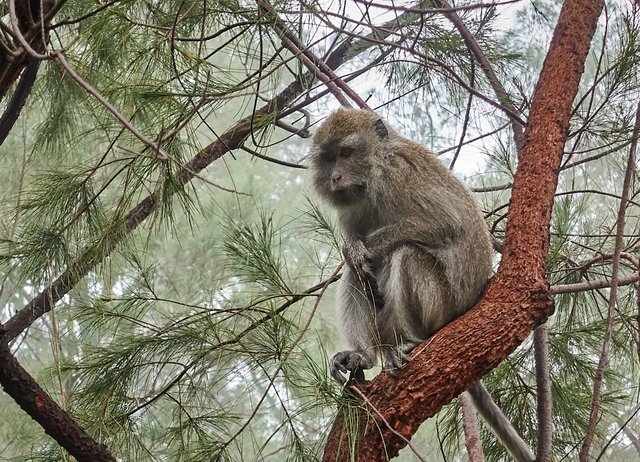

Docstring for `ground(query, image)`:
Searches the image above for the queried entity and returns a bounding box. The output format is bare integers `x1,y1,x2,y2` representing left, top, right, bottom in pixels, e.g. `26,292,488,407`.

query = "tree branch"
256,0,368,109
551,274,640,295
534,324,553,461
0,335,116,461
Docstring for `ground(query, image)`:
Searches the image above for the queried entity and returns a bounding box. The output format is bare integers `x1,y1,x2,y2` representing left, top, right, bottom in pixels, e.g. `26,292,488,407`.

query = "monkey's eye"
320,152,335,163
341,147,355,158
318,146,335,162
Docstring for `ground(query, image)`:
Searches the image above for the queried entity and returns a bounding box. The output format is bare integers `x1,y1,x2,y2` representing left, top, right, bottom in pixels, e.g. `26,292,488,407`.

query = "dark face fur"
312,137,369,206
310,110,388,208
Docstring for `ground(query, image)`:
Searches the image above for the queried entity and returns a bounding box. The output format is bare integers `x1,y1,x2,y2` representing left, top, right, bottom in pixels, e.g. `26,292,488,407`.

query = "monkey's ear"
373,118,388,140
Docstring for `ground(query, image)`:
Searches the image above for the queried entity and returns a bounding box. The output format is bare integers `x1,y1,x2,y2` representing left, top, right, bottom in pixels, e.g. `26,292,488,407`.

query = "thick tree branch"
0,59,39,146
0,337,116,461
323,0,604,459
0,0,53,143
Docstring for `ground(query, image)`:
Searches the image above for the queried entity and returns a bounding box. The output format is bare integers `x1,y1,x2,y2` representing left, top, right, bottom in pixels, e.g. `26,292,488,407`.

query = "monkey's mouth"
331,184,366,205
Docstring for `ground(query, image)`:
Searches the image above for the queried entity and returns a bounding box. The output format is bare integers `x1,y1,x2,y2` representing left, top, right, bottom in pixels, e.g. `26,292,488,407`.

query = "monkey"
310,108,534,462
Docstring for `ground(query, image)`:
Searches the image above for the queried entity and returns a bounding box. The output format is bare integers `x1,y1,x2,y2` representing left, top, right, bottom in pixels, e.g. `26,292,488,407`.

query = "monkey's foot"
382,341,421,378
330,350,372,384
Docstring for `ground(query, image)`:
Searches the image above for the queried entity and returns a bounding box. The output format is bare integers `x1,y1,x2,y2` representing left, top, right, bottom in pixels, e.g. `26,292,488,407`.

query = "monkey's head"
310,109,389,207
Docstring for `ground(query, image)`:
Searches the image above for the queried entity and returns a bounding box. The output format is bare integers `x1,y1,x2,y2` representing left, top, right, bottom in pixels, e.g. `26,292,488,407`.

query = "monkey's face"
311,109,389,208
311,134,372,207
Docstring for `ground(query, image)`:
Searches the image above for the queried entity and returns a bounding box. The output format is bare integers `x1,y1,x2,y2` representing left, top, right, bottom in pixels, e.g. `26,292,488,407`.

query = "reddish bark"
322,0,605,460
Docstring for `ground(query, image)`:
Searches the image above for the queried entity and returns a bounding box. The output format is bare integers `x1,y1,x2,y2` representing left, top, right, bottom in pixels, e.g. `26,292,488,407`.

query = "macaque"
310,109,534,462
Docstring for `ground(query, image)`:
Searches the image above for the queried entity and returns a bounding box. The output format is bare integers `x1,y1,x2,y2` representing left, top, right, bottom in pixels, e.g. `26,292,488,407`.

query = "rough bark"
322,0,604,460
0,0,53,143
0,340,116,461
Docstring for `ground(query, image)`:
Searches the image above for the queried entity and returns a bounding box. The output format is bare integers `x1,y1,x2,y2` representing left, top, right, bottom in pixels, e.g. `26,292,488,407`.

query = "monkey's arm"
365,215,461,258
365,190,464,256
342,206,460,295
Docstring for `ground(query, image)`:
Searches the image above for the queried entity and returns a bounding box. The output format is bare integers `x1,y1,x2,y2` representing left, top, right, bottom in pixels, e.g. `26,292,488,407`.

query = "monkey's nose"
331,174,342,184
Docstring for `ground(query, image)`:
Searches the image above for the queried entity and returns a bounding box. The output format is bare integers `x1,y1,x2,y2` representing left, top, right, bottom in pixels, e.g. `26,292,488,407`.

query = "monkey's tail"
465,381,535,462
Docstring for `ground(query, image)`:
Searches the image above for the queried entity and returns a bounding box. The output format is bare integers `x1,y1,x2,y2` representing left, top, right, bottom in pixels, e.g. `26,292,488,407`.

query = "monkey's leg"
377,247,451,375
331,268,379,384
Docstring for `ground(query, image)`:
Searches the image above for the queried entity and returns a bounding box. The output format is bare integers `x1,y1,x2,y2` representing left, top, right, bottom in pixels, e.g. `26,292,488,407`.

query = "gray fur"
311,108,493,366
311,109,534,462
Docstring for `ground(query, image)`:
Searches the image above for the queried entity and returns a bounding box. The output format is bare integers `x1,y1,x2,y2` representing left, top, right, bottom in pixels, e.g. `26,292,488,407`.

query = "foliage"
0,0,639,461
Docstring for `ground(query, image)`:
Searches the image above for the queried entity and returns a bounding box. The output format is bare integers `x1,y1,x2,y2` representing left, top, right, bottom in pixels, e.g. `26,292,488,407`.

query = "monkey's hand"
330,350,373,385
342,238,385,308
342,238,376,279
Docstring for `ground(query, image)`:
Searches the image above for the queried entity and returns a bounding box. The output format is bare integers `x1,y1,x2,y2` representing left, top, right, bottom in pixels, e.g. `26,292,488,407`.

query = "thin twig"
54,52,168,159
51,0,124,27
437,0,524,151
594,405,640,461
213,264,342,460
449,57,475,170
551,273,639,295
240,146,306,169
256,0,367,108
309,17,527,126
637,261,640,364
355,0,523,14
561,139,632,170
123,275,340,417
7,0,49,59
